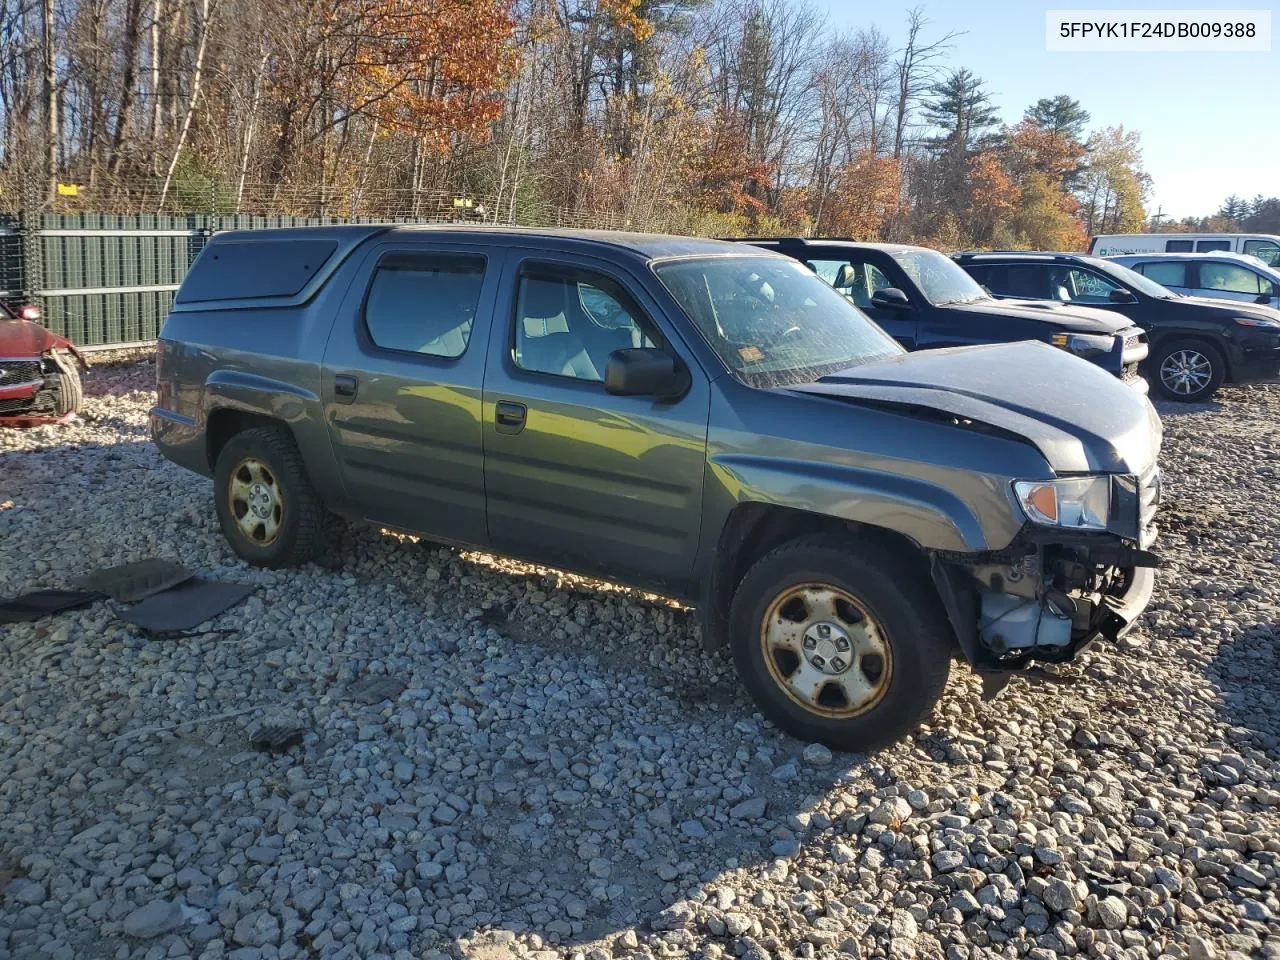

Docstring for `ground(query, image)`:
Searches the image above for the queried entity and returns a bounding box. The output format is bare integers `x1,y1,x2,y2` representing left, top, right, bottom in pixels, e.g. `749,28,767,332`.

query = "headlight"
1051,332,1115,357
1013,477,1110,530
1233,316,1280,329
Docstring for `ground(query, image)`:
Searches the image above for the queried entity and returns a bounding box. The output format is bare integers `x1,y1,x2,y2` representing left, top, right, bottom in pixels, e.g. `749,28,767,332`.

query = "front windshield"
654,256,904,387
1092,258,1177,299
891,249,988,306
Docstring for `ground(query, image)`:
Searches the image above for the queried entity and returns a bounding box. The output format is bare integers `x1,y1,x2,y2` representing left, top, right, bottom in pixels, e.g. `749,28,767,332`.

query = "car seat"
517,279,600,380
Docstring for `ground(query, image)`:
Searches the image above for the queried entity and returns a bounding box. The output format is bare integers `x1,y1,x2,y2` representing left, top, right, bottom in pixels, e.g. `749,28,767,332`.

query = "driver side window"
513,269,656,383
806,258,891,308
1055,268,1121,304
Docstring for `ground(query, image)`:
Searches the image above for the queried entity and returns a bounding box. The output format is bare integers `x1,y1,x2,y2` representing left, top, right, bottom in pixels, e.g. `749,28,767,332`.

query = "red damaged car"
0,302,85,425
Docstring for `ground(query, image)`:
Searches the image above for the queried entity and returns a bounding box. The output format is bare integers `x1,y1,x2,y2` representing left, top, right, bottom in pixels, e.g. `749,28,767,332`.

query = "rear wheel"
1150,339,1224,401
213,427,327,567
728,534,953,752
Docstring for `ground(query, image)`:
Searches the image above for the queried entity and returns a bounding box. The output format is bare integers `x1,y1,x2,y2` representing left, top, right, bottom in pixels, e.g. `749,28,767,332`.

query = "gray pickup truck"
152,225,1163,750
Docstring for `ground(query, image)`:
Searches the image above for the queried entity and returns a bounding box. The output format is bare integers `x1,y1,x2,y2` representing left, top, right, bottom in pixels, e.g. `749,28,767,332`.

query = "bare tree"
156,0,212,210
890,6,956,160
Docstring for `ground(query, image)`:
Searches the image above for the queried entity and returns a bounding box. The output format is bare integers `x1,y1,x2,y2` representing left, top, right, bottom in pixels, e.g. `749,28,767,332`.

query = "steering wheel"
760,324,803,349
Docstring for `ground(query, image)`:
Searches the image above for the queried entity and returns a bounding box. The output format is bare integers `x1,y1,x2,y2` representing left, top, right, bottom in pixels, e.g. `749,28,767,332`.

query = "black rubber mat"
248,721,307,753
116,579,255,632
73,559,193,603
0,589,99,624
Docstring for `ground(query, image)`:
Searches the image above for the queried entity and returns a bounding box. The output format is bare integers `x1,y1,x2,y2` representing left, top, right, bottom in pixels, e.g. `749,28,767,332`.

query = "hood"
790,340,1161,474
951,297,1133,334
0,319,79,358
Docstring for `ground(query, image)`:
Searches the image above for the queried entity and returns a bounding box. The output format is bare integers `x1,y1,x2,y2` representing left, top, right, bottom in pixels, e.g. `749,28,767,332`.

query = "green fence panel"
23,211,430,346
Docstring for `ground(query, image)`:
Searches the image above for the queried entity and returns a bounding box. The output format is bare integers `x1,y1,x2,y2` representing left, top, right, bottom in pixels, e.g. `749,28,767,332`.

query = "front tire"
729,535,953,752
1150,339,1224,401
49,350,82,416
213,426,327,568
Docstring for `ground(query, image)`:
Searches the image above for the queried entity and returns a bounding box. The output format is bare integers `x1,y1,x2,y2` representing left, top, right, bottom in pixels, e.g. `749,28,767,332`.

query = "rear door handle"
495,400,527,434
334,375,359,403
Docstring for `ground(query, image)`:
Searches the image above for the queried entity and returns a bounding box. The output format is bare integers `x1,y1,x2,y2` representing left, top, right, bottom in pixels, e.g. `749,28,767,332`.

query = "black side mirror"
870,287,910,309
1108,288,1134,304
1256,293,1273,304
604,347,689,399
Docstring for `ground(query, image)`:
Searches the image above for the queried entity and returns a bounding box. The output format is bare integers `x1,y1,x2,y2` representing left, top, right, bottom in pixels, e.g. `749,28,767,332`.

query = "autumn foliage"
341,0,516,149
3,0,1156,247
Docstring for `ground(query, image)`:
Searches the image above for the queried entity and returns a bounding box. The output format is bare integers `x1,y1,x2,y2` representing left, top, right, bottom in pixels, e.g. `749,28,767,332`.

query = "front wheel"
1150,339,1224,401
48,350,82,416
728,535,954,752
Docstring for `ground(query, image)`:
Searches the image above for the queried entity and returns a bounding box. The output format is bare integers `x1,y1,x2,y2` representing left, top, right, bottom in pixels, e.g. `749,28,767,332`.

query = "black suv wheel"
1151,338,1224,401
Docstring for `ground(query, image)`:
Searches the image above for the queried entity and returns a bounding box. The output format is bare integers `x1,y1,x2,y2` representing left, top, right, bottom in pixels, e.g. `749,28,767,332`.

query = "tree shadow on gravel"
1205,622,1280,759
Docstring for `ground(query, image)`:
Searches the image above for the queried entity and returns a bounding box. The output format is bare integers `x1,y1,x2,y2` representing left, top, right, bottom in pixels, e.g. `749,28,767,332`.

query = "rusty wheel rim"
759,583,892,719
228,457,284,547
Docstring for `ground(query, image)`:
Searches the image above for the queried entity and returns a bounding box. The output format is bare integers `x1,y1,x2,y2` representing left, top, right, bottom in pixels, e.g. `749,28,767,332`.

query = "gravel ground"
1,360,1278,960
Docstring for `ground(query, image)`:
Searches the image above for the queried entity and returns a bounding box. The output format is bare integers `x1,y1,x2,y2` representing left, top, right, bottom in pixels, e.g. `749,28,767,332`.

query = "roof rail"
952,250,1087,260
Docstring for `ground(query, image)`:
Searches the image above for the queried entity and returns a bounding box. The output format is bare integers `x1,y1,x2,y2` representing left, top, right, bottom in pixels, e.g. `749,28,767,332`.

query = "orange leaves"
689,111,772,217
968,150,1018,219
821,151,903,240
337,0,516,149
1005,118,1087,188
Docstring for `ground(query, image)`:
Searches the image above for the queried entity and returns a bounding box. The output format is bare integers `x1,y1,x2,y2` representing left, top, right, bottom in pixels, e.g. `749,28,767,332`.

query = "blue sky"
814,0,1278,219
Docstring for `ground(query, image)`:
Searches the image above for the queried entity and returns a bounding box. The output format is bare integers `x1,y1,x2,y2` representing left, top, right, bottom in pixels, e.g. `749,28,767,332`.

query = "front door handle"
334,375,359,404
495,400,527,434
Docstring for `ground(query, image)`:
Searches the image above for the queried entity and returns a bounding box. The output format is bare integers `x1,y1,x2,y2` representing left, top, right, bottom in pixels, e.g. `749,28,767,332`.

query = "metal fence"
0,213,424,348
0,198,645,350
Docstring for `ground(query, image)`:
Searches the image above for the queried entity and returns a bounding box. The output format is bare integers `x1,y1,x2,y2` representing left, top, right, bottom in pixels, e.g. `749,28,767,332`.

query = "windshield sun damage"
655,256,904,386
892,249,988,306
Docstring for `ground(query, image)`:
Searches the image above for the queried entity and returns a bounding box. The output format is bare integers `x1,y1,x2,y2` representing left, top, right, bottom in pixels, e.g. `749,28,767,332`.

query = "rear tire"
728,534,953,752
213,426,327,568
1150,339,1224,401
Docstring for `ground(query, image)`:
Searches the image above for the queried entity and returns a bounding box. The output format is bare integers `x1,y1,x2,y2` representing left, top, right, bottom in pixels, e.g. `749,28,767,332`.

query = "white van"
1089,233,1280,268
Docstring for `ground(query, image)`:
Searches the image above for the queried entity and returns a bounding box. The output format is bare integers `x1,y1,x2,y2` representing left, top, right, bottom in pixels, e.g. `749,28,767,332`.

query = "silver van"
1108,251,1280,310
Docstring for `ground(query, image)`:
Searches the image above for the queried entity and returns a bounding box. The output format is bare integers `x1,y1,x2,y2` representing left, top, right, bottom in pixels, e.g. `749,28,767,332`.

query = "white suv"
1108,251,1280,310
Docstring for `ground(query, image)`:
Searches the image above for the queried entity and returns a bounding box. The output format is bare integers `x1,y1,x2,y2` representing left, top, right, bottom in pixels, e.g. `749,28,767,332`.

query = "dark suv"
151,225,1163,751
953,251,1280,402
739,239,1149,391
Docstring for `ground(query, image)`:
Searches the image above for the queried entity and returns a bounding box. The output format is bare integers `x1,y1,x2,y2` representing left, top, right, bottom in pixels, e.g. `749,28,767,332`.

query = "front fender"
708,454,994,553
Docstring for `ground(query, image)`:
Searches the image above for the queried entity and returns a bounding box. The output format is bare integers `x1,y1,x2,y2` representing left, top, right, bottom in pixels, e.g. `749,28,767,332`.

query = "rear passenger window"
1138,262,1187,287
1164,240,1193,252
364,253,484,358
1001,266,1051,299
1199,262,1264,294
1196,240,1232,253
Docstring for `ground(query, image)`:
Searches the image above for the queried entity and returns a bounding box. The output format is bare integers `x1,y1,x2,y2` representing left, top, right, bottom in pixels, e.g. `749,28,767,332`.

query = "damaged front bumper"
0,349,82,426
930,530,1160,698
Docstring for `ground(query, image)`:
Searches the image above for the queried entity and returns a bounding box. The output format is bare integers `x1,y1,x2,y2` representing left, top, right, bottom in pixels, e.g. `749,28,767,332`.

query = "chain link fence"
1,176,659,348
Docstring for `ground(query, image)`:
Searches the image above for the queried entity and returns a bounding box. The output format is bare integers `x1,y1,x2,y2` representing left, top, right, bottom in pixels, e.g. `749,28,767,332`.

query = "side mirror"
604,347,689,399
16,304,41,321
833,263,856,288
870,287,910,310
1108,288,1134,304
1256,293,1273,305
